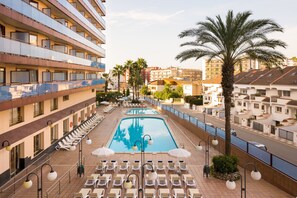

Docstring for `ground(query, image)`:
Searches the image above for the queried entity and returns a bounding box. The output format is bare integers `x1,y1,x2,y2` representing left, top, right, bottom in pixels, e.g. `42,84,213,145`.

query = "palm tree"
112,64,124,92
102,73,113,94
176,10,286,155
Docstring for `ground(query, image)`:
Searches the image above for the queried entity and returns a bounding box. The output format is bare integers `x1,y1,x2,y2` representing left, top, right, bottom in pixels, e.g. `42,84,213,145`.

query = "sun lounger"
156,160,165,171
112,174,125,187
172,188,186,198
187,188,202,198
144,188,156,198
97,174,112,187
96,161,107,172
178,161,188,172
74,188,92,198
159,188,171,198
107,188,121,198
106,160,117,172
119,161,129,172
182,174,196,187
89,188,105,198
84,175,99,188
125,188,138,198
157,174,167,187
131,161,141,171
167,161,176,171
170,174,182,187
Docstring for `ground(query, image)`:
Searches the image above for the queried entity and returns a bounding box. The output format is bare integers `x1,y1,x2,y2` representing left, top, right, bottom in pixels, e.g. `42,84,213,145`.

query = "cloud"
108,10,185,23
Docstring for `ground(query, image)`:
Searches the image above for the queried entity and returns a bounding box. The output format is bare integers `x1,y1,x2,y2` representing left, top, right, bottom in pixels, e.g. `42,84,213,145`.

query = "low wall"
152,104,297,197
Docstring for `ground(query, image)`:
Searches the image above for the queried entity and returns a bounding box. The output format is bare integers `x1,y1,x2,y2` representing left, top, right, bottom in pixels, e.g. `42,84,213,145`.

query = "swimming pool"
108,117,177,152
126,108,159,115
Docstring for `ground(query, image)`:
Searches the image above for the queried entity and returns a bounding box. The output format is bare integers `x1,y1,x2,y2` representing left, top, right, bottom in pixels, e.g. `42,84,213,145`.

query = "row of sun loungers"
103,105,117,113
95,160,188,173
80,173,200,197
55,114,104,150
122,103,146,108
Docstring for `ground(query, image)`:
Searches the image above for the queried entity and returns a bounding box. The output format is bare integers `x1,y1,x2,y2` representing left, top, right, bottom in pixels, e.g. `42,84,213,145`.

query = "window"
53,72,67,81
254,103,259,109
0,24,5,37
50,124,58,143
29,34,37,45
42,72,52,82
50,98,58,111
275,106,282,113
33,102,44,117
283,91,290,97
80,110,85,122
237,101,242,106
285,109,289,115
63,95,69,101
73,114,78,127
0,68,4,84
34,132,43,156
63,119,69,135
87,107,90,118
261,105,265,110
10,107,24,126
11,69,37,83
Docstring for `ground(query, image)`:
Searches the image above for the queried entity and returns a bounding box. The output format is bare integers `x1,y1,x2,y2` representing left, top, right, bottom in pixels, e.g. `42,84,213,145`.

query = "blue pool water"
109,117,177,152
126,108,159,115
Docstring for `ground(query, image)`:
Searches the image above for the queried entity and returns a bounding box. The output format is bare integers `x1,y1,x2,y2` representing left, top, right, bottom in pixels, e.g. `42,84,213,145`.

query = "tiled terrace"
7,104,293,198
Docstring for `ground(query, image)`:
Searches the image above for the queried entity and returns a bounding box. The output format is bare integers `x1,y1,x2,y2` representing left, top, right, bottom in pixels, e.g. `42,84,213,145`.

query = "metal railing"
0,153,50,197
145,97,297,181
46,162,78,198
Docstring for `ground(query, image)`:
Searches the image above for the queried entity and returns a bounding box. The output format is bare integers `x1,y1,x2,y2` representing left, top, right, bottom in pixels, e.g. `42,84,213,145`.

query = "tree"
112,64,125,92
140,85,150,96
175,85,183,97
102,73,113,94
176,10,286,155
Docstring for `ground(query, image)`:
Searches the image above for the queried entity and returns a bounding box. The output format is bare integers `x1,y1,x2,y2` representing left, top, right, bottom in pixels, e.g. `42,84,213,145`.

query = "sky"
103,0,297,71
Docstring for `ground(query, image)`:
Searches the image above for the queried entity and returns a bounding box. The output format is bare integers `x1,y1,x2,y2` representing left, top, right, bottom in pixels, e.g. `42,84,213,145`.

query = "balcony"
0,79,105,102
91,0,106,16
0,37,104,69
0,0,105,55
57,0,105,40
82,0,106,28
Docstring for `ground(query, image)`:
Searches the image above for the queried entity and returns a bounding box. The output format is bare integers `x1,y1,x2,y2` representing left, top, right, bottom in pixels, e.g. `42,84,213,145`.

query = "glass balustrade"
0,37,105,69
82,0,106,28
0,79,105,102
0,0,105,55
57,0,105,41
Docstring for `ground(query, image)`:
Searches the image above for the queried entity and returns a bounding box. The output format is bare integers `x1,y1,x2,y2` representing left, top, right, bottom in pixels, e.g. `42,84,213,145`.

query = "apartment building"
202,58,267,80
202,76,223,107
141,66,160,85
0,0,106,185
150,67,202,82
233,67,297,143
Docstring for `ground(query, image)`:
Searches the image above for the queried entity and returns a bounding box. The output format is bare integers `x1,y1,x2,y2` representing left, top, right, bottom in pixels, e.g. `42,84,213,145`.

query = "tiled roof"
202,76,222,84
251,67,295,85
287,100,297,106
272,67,297,85
149,80,165,85
235,69,270,84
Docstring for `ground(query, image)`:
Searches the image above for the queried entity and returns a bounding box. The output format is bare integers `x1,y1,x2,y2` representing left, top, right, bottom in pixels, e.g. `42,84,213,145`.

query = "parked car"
220,128,237,136
206,122,214,127
248,141,268,151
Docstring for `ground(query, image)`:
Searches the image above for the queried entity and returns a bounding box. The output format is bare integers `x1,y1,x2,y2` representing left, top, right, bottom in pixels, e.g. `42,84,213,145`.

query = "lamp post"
196,134,218,178
70,135,92,177
23,163,57,198
123,173,142,196
1,140,12,151
132,134,154,195
226,163,261,198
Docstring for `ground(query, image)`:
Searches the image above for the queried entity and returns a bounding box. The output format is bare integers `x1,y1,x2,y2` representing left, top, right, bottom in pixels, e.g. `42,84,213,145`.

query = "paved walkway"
7,104,293,197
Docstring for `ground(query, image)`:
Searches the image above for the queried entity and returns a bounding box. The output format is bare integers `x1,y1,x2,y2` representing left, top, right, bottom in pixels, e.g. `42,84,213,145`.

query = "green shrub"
211,155,238,174
184,95,203,105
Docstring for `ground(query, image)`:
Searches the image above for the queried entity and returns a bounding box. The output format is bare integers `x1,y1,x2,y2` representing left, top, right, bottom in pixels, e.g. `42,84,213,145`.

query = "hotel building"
150,67,202,82
0,0,106,185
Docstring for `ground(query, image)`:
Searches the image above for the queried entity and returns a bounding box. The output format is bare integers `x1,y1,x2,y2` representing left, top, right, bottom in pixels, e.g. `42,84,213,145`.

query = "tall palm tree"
112,64,124,92
176,10,286,155
102,73,113,94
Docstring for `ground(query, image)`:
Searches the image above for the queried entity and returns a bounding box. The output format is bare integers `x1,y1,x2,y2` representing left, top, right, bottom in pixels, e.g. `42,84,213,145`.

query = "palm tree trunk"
118,74,120,92
221,63,234,156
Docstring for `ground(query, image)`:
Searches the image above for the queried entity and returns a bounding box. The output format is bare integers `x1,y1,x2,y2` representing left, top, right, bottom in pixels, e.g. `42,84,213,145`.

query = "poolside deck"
8,104,293,198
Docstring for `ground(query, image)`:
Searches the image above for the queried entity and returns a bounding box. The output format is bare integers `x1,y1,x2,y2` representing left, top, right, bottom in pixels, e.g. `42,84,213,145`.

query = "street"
174,105,297,166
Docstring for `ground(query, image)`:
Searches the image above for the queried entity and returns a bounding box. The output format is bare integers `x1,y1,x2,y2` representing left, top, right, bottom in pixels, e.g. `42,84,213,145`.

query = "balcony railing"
0,79,105,102
57,0,105,41
0,0,105,56
92,0,106,16
0,37,105,69
82,0,106,28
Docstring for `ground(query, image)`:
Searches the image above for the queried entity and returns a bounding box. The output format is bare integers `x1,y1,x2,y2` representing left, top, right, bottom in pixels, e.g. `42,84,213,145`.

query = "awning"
279,124,297,133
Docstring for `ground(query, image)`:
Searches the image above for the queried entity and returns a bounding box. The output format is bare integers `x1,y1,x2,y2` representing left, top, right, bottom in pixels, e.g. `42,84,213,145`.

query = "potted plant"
210,155,240,180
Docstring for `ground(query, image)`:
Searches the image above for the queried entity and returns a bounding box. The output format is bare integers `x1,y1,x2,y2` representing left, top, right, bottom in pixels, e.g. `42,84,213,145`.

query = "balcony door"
10,143,24,176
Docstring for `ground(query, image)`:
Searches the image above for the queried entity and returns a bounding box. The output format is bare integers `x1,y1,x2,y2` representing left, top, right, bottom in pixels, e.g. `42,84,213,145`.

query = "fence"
145,97,297,182
0,154,50,197
46,162,78,198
